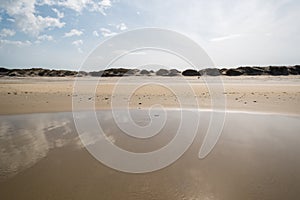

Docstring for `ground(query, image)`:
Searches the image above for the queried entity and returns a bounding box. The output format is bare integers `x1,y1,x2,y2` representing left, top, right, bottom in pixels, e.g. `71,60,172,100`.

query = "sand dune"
1,65,300,77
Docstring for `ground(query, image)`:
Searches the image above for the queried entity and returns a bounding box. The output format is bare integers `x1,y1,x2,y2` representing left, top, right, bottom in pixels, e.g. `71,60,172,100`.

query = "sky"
0,0,300,70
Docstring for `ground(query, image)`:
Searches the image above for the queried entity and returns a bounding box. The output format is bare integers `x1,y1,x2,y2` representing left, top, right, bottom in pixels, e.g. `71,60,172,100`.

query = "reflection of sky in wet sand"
0,113,77,180
0,110,300,199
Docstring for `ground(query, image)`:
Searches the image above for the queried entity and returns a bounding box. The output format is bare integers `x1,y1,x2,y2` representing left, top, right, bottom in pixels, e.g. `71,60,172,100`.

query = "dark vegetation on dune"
0,65,299,77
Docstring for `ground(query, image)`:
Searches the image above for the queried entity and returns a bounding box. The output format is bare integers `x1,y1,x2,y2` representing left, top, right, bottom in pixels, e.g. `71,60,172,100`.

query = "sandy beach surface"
1,76,300,199
0,76,299,115
1,110,300,199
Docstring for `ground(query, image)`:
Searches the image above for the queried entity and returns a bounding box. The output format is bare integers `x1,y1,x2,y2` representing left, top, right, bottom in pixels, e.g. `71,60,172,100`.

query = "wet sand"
1,110,300,199
0,76,300,115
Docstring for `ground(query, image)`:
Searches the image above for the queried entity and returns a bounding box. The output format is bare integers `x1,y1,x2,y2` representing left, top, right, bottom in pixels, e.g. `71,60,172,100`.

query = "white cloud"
0,29,16,37
37,0,55,5
0,16,2,22
7,18,15,22
116,23,127,31
58,0,89,13
93,30,99,37
72,39,83,46
64,29,83,37
52,8,64,18
72,39,83,53
99,0,111,7
0,0,65,36
210,34,242,42
0,39,31,47
100,28,116,37
90,0,112,15
39,0,112,15
37,34,53,41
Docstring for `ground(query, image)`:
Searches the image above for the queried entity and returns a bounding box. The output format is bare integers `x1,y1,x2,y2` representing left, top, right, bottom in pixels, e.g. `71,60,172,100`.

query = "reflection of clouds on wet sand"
0,120,48,180
0,112,120,180
0,114,78,180
77,130,115,148
0,110,300,199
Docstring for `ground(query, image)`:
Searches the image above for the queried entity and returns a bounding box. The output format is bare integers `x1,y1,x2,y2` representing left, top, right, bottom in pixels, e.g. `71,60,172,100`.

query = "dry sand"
0,76,299,115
